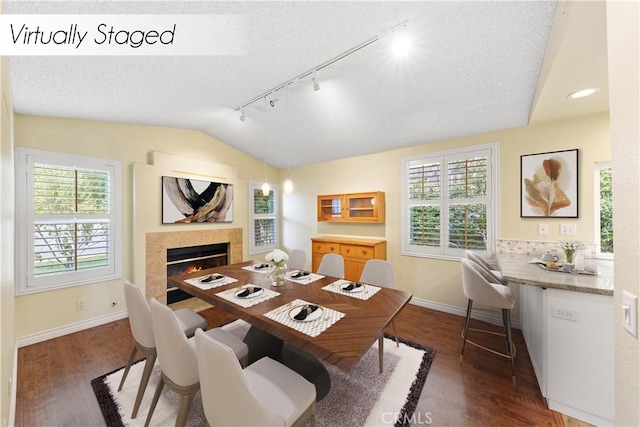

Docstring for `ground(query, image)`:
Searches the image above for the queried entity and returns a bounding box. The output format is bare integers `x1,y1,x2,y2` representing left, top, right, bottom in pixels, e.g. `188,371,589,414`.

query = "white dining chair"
119,281,208,419
146,299,249,427
317,253,344,278
288,248,307,271
464,250,508,285
460,258,516,384
359,259,399,373
194,329,317,427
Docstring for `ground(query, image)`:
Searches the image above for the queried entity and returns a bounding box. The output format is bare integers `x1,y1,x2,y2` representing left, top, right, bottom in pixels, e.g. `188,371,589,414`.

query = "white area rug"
92,320,435,426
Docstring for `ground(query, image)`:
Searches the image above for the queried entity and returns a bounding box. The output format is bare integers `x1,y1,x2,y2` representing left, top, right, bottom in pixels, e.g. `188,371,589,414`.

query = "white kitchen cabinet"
520,285,614,426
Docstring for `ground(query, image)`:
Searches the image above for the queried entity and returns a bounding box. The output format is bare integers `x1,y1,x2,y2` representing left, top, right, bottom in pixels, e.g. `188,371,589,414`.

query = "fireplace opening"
166,242,229,304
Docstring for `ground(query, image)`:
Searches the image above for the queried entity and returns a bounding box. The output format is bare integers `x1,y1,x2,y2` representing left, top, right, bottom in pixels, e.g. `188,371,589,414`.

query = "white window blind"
249,182,279,255
16,148,122,294
402,143,498,259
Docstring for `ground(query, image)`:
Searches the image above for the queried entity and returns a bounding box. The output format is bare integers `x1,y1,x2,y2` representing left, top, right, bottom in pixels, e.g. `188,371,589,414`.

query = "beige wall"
13,115,278,338
0,49,15,427
608,1,640,425
283,112,611,317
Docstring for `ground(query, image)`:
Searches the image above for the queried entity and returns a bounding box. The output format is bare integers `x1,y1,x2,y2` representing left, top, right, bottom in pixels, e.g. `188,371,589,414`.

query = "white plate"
341,282,364,293
199,274,225,284
234,287,264,299
288,305,323,322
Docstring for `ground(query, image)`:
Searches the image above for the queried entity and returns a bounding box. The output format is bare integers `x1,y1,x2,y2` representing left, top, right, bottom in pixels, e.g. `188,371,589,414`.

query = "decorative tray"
534,262,597,276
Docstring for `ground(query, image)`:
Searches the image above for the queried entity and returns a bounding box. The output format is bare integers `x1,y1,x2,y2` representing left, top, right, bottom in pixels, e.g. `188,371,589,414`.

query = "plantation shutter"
402,145,496,258
249,182,279,254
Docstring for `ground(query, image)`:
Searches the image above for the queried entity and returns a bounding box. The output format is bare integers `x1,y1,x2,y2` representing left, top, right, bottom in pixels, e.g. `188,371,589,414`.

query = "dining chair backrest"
359,259,395,289
461,259,514,309
123,281,155,349
194,329,282,426
317,253,345,278
149,298,200,387
287,249,307,270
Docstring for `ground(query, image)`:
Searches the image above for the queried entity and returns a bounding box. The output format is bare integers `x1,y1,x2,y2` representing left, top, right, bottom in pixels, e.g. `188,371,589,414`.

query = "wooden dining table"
167,261,413,373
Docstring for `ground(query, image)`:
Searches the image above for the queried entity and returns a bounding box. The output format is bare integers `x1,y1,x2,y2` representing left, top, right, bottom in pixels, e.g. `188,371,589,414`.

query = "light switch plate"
622,290,638,338
560,223,577,235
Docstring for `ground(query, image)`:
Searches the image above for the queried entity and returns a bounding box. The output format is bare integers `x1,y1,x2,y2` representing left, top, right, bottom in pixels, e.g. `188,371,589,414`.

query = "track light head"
239,106,246,121
269,92,279,107
312,70,320,92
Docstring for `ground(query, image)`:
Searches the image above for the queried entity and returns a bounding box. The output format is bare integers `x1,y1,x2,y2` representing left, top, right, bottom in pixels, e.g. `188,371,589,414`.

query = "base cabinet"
520,285,614,426
311,236,386,281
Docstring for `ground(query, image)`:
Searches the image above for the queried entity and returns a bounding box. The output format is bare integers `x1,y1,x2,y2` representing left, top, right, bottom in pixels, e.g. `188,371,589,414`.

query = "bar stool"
459,258,516,384
465,250,508,285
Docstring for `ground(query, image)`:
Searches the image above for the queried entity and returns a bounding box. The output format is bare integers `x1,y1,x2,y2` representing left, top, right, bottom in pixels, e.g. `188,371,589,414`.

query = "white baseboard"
17,310,128,348
409,297,522,330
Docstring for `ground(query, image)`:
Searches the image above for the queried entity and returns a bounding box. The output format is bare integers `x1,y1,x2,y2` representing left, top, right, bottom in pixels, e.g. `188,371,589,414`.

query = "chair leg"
503,308,516,385
310,401,317,427
144,376,165,427
175,392,196,427
117,345,137,391
378,335,384,373
131,353,156,418
460,299,473,362
391,320,399,347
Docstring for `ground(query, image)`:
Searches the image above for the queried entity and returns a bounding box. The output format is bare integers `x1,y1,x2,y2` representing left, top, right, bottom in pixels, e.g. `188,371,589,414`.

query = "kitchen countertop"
495,253,614,296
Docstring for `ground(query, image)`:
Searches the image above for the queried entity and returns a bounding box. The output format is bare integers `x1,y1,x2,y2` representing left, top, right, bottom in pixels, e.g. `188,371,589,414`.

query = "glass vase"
268,263,287,287
564,250,575,264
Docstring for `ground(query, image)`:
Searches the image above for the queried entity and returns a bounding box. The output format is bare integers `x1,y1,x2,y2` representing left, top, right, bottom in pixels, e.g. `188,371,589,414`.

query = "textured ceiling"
7,1,605,169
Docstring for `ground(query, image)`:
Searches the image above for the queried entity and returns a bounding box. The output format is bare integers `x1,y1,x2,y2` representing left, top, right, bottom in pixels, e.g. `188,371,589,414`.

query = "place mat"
322,279,381,300
215,284,280,308
184,274,238,290
286,270,324,285
241,264,271,274
263,299,344,338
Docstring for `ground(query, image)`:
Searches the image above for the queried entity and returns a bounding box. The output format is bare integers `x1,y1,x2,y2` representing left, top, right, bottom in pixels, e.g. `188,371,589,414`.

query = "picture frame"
162,176,234,223
520,149,578,218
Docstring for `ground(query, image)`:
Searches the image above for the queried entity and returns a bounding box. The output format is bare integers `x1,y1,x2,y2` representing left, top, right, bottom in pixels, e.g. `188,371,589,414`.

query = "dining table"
167,260,413,400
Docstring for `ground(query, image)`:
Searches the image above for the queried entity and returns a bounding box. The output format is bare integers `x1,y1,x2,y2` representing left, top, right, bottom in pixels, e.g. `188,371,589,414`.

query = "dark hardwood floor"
15,303,564,426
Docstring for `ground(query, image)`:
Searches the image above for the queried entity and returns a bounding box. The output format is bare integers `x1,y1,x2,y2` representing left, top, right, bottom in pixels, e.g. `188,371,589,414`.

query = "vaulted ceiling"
7,1,609,168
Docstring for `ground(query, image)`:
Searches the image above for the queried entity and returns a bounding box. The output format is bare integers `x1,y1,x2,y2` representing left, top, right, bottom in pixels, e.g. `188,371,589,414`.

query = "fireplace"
166,242,229,304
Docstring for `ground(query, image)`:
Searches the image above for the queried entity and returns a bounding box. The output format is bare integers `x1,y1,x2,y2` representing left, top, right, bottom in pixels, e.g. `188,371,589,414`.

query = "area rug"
91,320,436,427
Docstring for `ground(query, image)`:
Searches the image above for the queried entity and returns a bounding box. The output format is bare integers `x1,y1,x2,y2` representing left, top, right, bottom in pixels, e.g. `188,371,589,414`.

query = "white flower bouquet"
265,249,289,267
559,240,584,264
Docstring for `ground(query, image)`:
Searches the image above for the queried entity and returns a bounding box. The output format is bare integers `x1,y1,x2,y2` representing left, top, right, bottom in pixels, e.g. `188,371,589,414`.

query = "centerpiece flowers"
560,240,584,264
265,249,289,286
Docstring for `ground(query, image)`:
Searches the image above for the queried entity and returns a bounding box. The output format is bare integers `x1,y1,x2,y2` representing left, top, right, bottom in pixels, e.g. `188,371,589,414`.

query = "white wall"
608,1,640,425
283,112,611,319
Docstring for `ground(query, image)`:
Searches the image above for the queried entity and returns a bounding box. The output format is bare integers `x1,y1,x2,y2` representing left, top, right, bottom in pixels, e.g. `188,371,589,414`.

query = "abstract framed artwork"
521,149,578,218
162,176,234,223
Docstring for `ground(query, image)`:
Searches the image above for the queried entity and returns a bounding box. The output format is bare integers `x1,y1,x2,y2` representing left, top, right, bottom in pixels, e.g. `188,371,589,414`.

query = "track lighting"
269,92,279,107
239,106,245,121
233,20,409,113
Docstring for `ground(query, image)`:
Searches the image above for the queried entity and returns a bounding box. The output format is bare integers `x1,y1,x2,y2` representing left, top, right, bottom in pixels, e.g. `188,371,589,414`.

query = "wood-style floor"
15,302,574,426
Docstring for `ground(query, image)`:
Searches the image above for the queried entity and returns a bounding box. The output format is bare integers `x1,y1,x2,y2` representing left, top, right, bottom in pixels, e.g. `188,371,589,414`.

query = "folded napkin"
198,273,225,283
293,304,319,321
236,286,262,298
289,270,311,279
342,281,364,291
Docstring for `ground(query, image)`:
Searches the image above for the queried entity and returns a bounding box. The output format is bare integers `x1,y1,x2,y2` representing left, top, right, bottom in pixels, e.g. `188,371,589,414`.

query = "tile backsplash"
496,239,595,259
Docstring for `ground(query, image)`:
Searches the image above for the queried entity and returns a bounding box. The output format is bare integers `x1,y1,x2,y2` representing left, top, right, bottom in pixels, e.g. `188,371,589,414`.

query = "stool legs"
503,308,516,384
459,299,473,361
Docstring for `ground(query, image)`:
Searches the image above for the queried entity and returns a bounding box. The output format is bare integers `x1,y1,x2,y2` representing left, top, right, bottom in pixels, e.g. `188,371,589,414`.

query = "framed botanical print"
520,149,578,218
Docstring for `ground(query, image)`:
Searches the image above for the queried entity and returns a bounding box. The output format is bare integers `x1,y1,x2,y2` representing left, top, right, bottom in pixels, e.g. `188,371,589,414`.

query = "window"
401,143,498,259
594,162,613,259
15,148,122,294
249,182,279,255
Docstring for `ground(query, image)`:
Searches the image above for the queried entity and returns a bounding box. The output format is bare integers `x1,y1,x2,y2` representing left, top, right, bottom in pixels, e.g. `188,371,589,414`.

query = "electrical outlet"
538,224,548,235
77,299,86,311
560,223,577,235
551,306,578,322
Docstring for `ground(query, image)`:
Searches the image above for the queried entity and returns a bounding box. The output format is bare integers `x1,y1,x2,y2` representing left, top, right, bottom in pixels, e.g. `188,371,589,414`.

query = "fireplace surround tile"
145,228,242,303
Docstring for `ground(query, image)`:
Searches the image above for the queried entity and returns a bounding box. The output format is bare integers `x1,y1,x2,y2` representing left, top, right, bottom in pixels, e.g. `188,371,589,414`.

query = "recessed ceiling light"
567,88,600,99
